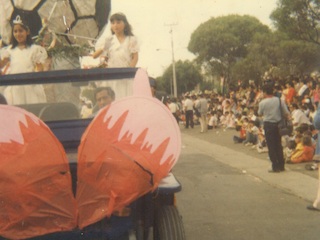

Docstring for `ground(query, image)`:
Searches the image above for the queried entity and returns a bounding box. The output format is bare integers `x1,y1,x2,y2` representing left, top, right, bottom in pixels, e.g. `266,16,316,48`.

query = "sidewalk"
180,125,319,203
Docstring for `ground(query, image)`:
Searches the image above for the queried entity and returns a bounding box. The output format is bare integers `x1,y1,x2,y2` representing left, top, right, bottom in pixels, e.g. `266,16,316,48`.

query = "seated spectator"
233,117,247,143
283,139,296,162
255,127,268,153
219,111,228,128
224,111,236,129
288,134,314,163
91,87,115,116
290,103,312,129
304,130,316,149
243,120,259,146
207,111,218,130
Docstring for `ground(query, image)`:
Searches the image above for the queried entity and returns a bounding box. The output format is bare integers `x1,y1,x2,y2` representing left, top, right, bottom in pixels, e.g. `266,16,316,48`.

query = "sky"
104,0,279,77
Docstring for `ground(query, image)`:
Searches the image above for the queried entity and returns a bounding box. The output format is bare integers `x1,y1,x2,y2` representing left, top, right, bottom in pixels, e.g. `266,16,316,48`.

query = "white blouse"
102,35,139,67
4,44,47,74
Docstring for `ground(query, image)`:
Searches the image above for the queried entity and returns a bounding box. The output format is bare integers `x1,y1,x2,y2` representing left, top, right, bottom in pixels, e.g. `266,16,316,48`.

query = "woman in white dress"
93,13,139,99
0,15,48,105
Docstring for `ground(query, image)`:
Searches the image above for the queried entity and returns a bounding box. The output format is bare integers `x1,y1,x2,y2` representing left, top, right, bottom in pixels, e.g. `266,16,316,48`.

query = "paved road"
173,125,320,240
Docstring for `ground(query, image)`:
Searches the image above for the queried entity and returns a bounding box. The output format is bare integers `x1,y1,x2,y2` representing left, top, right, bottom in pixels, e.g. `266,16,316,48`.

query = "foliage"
270,0,320,45
188,14,270,85
276,38,320,76
46,44,93,59
199,80,215,92
232,31,320,83
158,60,202,95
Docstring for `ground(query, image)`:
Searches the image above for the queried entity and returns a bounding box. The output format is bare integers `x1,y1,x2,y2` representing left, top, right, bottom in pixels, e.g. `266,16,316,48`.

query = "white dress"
3,44,48,105
98,35,139,99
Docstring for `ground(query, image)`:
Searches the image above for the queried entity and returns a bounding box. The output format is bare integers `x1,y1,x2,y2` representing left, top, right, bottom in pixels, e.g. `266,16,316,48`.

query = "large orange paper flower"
0,105,77,239
77,70,181,229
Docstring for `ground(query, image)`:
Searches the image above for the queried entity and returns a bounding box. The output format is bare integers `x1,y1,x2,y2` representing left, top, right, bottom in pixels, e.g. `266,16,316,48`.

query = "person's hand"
1,50,10,61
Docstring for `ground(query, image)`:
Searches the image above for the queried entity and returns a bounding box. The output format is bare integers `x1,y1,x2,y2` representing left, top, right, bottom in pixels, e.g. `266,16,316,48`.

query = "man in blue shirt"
258,84,290,173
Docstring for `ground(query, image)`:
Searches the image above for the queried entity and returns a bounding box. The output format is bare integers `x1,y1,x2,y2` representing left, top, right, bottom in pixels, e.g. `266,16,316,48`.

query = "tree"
233,31,320,83
159,60,202,95
276,39,320,76
271,0,320,45
188,15,270,88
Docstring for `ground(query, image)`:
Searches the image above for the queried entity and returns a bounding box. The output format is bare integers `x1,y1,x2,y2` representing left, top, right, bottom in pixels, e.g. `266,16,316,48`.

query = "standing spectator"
312,82,320,108
184,94,194,129
284,81,296,105
307,105,320,211
168,97,180,124
248,85,256,107
195,93,208,133
258,84,290,173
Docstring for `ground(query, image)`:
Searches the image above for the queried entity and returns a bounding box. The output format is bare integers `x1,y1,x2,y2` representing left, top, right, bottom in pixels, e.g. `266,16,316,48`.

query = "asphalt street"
173,125,320,240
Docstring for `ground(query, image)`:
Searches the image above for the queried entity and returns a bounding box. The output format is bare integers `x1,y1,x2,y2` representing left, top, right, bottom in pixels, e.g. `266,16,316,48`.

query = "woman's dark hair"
11,18,33,48
110,13,134,36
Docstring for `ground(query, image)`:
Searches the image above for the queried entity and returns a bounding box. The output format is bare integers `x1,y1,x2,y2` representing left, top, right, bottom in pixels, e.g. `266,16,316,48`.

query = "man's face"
96,90,113,109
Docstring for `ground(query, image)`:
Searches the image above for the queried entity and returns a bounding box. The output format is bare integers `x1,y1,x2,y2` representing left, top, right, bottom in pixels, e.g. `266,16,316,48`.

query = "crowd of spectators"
170,74,320,167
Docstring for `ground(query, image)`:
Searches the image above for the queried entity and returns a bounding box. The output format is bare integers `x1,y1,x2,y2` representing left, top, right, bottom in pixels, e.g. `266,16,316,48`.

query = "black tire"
154,206,186,240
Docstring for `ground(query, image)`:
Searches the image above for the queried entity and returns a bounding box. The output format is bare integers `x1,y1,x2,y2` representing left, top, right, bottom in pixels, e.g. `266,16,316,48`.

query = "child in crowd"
243,120,259,146
283,139,296,162
224,111,236,129
287,134,314,163
207,111,218,130
233,117,247,143
255,127,268,153
219,111,227,128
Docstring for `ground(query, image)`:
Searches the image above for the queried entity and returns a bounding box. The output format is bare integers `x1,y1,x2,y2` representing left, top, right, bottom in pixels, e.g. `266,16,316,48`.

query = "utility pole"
165,23,178,98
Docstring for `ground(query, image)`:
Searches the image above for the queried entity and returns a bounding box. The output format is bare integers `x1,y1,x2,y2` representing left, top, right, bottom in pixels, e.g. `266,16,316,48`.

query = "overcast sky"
106,0,279,77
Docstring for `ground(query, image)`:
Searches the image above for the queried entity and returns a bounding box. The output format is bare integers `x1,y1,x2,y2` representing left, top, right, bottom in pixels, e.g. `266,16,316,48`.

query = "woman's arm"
0,57,9,68
129,52,138,67
91,49,103,59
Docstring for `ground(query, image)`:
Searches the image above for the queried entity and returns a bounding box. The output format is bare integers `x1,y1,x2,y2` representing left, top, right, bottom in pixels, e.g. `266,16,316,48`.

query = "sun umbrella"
0,0,111,45
0,105,77,239
76,69,181,229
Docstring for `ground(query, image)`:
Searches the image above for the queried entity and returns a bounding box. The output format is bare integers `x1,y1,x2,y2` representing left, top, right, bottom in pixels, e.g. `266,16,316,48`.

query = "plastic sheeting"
0,105,77,239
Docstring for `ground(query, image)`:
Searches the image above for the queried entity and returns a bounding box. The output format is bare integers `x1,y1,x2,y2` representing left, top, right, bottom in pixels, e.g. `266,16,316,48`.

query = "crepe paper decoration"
132,68,153,97
0,0,111,45
76,69,181,228
0,105,77,239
